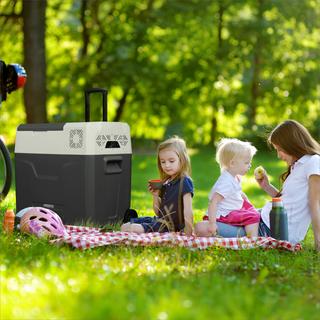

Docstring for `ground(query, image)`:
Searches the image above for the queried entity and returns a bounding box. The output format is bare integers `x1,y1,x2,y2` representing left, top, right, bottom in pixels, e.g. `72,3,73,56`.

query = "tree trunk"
22,0,47,123
247,0,264,129
114,88,130,122
210,115,217,144
80,0,89,58
249,48,261,127
210,1,225,145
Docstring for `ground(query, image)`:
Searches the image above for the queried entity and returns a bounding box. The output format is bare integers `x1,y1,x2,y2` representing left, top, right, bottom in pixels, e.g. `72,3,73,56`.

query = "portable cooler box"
15,89,132,225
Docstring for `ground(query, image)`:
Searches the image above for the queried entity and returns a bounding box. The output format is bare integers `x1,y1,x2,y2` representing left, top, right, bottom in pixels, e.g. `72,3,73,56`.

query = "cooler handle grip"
85,88,108,122
104,156,123,174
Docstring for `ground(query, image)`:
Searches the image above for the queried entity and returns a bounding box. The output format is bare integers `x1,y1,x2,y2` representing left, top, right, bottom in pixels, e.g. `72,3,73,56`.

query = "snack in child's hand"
254,166,265,179
148,179,163,190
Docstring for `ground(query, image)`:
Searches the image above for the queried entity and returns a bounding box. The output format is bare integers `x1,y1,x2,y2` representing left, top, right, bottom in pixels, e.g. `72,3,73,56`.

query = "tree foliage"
0,0,319,145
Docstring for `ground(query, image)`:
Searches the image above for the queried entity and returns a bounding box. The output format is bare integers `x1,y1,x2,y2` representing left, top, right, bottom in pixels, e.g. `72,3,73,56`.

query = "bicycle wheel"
0,138,12,201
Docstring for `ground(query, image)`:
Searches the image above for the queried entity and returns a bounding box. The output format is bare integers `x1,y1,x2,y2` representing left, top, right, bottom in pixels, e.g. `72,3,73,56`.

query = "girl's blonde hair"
216,138,257,170
157,136,191,180
268,119,320,182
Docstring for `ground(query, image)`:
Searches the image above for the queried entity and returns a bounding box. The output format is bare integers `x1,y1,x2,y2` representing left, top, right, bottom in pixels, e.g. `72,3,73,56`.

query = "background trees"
0,0,319,146
23,0,47,123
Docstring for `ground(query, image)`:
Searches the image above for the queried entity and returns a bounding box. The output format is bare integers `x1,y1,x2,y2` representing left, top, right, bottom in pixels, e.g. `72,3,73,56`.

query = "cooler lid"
15,122,132,155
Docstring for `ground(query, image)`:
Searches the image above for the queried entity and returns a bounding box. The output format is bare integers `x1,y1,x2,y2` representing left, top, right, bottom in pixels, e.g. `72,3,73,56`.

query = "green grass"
1,148,320,320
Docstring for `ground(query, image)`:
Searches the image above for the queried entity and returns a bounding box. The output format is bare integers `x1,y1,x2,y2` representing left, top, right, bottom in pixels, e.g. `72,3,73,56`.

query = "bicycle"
0,60,27,201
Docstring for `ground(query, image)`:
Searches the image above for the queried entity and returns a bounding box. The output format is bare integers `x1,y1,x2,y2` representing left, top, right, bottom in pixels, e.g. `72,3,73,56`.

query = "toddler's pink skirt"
216,199,260,226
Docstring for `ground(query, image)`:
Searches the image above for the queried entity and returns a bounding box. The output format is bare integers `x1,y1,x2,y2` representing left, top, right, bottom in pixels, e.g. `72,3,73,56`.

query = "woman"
217,120,320,251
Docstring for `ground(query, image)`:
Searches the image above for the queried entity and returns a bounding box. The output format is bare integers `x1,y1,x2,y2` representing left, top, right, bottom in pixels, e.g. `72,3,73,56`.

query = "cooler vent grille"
69,129,83,149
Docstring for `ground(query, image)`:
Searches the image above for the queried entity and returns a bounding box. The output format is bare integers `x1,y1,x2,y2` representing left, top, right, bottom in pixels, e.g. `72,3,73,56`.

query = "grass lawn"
1,147,320,320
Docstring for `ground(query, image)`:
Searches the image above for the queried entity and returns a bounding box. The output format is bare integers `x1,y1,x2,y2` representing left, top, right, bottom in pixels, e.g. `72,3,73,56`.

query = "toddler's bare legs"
195,221,215,237
245,223,259,237
121,223,145,233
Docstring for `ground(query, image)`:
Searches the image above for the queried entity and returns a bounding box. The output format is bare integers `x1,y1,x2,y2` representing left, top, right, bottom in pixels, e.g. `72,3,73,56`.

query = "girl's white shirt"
261,154,320,244
208,170,243,218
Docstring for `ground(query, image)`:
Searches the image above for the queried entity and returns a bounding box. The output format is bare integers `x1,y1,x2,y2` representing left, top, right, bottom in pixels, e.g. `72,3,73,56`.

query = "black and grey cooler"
14,89,132,225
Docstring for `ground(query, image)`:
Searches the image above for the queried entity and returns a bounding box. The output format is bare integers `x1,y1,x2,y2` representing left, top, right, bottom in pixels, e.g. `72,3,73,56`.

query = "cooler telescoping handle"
85,88,108,122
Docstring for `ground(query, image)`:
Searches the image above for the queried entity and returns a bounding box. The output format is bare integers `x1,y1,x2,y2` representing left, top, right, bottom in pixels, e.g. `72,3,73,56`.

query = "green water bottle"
269,197,288,241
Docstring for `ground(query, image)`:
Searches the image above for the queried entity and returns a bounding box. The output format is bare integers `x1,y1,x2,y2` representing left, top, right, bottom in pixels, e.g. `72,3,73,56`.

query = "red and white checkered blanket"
50,225,302,251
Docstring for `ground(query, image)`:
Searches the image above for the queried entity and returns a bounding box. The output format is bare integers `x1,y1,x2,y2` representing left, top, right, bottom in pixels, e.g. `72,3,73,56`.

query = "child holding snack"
121,136,194,235
195,138,260,237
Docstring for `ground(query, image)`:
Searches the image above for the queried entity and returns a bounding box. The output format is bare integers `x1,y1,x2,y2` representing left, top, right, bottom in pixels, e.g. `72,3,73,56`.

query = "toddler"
195,138,260,237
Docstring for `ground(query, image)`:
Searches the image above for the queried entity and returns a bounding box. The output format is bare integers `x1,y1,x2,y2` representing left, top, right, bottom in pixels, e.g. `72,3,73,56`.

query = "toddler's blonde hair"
216,138,257,170
157,136,191,180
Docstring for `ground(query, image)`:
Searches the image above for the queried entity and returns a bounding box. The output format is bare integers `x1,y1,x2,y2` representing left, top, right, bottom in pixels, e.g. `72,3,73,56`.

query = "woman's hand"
255,171,270,190
255,171,280,197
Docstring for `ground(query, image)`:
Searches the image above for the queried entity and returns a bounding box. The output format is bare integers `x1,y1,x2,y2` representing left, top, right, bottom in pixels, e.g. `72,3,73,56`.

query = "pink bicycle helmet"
20,207,67,237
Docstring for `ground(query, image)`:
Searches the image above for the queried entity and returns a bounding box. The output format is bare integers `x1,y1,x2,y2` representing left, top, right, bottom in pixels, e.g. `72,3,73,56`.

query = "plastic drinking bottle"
3,209,15,233
269,197,288,241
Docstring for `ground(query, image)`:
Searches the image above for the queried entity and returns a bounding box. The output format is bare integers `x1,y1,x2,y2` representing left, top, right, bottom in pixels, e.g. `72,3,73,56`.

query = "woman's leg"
258,220,271,237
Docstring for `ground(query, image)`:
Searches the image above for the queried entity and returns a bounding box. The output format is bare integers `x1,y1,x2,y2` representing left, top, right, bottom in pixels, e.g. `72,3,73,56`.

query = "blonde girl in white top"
195,138,260,237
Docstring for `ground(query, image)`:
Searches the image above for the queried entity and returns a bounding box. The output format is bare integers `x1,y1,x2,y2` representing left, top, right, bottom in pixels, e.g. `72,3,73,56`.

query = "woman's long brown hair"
268,120,320,183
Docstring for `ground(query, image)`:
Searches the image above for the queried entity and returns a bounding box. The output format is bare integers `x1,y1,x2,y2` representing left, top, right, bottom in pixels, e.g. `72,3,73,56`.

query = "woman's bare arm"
308,174,320,251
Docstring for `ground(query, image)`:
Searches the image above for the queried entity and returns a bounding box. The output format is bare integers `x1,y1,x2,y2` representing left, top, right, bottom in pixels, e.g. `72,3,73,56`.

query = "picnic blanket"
50,225,302,251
